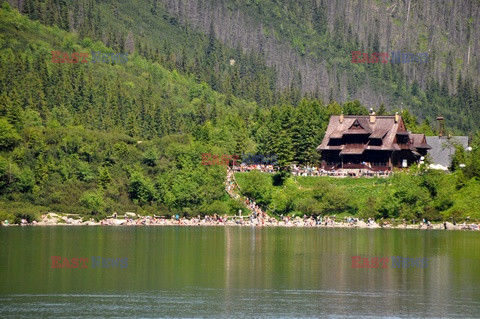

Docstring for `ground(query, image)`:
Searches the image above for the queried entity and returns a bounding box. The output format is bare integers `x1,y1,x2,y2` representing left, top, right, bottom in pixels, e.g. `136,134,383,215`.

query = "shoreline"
2,213,479,231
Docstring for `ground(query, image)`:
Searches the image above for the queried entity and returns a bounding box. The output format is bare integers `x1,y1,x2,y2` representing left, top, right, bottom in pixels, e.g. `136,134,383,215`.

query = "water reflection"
0,226,479,318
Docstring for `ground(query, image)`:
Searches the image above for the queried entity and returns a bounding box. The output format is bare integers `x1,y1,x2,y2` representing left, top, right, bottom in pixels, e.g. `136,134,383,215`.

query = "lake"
0,226,479,318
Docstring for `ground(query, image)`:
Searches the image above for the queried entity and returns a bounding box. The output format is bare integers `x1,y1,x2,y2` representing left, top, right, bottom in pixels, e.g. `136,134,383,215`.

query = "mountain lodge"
317,113,431,171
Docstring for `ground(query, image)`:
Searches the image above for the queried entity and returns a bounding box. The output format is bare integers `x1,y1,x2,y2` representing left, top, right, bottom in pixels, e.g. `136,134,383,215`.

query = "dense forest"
5,0,480,134
0,2,479,223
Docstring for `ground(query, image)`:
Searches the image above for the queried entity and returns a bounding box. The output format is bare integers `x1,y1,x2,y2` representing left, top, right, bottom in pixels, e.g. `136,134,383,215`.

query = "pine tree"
98,166,111,189
5,89,24,129
378,103,387,115
312,1,327,35
151,0,158,15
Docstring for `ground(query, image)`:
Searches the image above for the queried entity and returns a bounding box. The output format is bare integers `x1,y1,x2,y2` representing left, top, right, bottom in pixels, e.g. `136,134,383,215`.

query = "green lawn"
233,171,480,221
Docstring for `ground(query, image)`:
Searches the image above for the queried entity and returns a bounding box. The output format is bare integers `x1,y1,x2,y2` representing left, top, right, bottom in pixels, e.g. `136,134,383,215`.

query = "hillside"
5,0,480,134
0,2,479,223
0,4,373,220
0,4,248,220
235,170,480,221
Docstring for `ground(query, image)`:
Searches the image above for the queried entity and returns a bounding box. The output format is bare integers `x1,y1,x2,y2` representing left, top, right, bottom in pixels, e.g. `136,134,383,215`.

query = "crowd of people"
231,164,276,173
1,168,475,229
5,211,480,230
228,163,392,178
290,165,392,178
226,168,271,225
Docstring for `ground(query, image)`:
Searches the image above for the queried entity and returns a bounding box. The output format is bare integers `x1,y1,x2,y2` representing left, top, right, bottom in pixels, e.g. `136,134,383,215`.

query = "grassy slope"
234,171,480,221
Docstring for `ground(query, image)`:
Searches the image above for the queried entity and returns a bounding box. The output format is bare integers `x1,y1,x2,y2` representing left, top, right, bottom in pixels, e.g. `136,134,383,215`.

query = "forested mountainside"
0,4,248,219
0,4,371,219
5,0,480,133
0,2,479,223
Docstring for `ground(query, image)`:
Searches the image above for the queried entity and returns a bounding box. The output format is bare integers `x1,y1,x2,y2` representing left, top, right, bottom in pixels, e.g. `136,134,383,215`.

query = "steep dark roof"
318,115,430,155
370,129,388,139
410,133,432,149
318,116,403,151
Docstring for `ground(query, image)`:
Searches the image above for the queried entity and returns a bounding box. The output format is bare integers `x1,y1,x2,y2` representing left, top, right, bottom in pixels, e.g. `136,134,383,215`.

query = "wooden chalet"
317,113,431,171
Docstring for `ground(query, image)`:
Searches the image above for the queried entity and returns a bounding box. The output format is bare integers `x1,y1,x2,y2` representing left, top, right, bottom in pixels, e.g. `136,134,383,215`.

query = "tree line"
0,4,479,224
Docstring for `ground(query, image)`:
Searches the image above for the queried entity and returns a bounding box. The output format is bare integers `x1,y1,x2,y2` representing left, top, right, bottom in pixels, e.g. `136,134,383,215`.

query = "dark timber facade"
317,114,431,171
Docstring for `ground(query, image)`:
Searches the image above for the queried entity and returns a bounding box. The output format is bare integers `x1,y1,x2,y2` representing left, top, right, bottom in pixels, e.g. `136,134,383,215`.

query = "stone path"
225,168,269,222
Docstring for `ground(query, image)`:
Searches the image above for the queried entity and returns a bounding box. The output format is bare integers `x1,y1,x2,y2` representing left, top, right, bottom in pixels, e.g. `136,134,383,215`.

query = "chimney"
394,112,399,123
436,116,444,137
369,108,376,123
339,113,344,123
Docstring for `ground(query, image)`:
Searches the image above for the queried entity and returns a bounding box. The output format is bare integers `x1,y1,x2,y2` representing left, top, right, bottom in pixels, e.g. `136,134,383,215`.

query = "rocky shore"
2,169,478,231
2,212,479,231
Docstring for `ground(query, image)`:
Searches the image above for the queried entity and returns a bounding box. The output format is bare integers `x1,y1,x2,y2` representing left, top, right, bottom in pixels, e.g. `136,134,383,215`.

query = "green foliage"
0,201,45,223
310,179,354,215
80,191,105,218
343,100,369,115
236,170,480,221
445,178,480,220
0,117,21,150
128,170,155,206
7,0,479,135
201,200,230,216
142,148,158,167
236,171,273,208
98,167,111,189
0,5,479,221
452,132,480,179
0,210,15,223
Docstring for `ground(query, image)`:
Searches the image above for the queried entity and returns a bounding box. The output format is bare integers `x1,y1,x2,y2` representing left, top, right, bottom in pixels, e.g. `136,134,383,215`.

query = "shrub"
13,211,37,224
80,191,105,218
0,118,21,150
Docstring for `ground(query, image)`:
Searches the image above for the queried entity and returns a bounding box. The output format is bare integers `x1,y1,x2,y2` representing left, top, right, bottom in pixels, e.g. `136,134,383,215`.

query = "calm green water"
0,226,479,318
